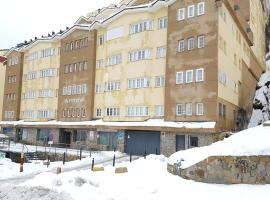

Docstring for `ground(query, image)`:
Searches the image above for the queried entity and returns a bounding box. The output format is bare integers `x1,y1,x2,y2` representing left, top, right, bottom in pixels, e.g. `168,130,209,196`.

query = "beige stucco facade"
0,50,7,121
94,7,167,121
20,41,60,121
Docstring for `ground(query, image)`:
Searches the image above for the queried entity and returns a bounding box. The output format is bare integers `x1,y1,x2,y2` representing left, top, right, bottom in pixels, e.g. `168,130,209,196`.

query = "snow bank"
20,155,270,200
0,119,216,129
168,125,270,168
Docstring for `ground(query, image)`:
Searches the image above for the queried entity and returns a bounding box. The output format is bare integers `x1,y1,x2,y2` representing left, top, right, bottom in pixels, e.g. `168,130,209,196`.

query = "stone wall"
161,132,214,157
168,156,270,184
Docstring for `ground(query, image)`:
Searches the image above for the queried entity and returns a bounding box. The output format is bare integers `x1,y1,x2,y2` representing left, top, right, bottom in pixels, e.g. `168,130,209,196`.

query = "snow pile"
169,125,270,168
0,184,72,200
17,155,270,200
0,151,123,180
248,70,270,128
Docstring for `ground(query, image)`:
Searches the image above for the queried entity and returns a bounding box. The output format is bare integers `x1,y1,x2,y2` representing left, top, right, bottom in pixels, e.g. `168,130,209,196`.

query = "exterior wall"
95,7,167,121
161,132,214,157
20,41,60,121
165,0,219,122
58,29,97,121
249,0,267,69
168,156,270,184
2,51,24,121
0,50,7,121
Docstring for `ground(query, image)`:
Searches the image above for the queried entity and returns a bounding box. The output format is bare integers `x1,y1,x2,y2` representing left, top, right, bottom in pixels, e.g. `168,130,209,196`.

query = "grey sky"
0,0,122,49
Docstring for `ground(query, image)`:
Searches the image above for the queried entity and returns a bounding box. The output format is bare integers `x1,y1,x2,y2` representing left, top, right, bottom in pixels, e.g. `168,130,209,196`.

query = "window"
190,136,198,147
158,17,167,29
155,76,165,87
39,89,54,98
186,103,192,116
107,55,122,66
198,35,205,48
96,59,105,69
127,106,149,117
178,8,185,21
128,49,152,62
218,71,227,85
40,68,56,77
8,56,19,66
24,91,36,99
130,20,153,34
23,111,34,119
41,48,55,58
63,84,87,95
157,46,166,58
196,68,204,82
176,72,184,84
27,52,38,61
106,107,120,117
64,65,69,74
95,84,102,93
188,5,195,18
128,77,150,89
155,105,164,117
176,104,185,116
196,103,204,115
186,70,193,83
96,108,102,117
4,111,15,119
197,2,205,16
233,81,238,93
219,103,226,117
98,35,105,45
178,40,185,52
38,110,51,119
105,81,121,92
188,37,195,50
27,72,37,80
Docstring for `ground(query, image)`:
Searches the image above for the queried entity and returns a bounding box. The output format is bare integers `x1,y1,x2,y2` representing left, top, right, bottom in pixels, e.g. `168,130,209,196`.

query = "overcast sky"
0,0,122,49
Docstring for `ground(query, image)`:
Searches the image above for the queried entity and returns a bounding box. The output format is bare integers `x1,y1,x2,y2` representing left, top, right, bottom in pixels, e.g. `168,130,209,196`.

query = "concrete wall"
168,156,270,184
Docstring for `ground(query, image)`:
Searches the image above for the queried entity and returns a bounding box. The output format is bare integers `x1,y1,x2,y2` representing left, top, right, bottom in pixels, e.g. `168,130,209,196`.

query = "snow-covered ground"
169,125,270,168
0,151,123,180
0,155,268,200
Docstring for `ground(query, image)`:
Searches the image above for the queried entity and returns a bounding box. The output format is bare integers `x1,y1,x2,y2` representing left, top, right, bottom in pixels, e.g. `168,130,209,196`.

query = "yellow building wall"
0,50,7,121
218,4,250,106
95,7,167,121
250,0,267,70
20,41,60,121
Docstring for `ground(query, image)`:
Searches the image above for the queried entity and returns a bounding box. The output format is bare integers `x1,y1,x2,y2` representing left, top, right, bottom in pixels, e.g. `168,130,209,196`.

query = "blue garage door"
125,131,160,155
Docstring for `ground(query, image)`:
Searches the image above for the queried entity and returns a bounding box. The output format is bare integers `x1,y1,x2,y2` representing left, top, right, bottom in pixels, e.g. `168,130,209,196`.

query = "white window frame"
155,76,165,88
196,103,204,115
186,70,193,83
155,105,164,117
96,108,102,117
197,2,205,16
158,17,167,29
176,104,185,116
196,68,204,82
186,103,193,116
95,84,102,93
176,72,184,84
98,35,105,45
198,35,205,48
188,37,195,50
157,46,166,58
178,40,185,52
178,8,185,21
188,5,195,18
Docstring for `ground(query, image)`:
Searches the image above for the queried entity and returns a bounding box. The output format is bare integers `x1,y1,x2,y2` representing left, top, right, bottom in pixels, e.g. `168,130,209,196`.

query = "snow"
248,70,270,128
0,151,123,180
6,155,267,200
0,119,216,129
168,125,270,168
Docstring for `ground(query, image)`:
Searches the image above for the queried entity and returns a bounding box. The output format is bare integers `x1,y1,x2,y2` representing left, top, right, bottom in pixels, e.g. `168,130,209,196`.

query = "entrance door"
59,129,71,147
176,135,185,151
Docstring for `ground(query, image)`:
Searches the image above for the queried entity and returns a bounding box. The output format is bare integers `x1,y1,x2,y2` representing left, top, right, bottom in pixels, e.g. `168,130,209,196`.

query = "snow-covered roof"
0,119,216,131
168,125,270,168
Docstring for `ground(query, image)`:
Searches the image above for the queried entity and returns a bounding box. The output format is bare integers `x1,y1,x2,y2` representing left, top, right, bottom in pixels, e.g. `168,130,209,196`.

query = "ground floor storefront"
1,129,215,156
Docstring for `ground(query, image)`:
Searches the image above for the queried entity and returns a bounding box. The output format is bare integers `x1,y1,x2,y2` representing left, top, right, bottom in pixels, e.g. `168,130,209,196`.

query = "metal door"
176,135,185,151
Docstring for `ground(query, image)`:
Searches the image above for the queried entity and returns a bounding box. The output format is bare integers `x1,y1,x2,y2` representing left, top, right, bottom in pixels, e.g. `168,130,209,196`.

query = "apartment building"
0,0,267,156
0,50,7,121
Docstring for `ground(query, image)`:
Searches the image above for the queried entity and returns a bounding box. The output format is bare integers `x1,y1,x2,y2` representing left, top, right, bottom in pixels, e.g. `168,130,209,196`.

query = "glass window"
186,103,192,116
196,103,204,115
197,2,205,16
198,35,205,48
176,72,184,84
188,37,195,50
188,5,195,18
176,104,184,116
196,68,204,82
186,70,193,83
178,8,185,21
178,40,185,52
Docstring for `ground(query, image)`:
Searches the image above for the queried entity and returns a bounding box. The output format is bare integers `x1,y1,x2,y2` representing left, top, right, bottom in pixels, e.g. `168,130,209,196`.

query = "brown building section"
2,51,24,121
165,0,219,123
57,28,97,121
